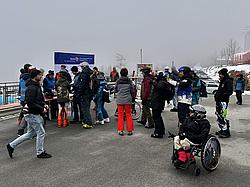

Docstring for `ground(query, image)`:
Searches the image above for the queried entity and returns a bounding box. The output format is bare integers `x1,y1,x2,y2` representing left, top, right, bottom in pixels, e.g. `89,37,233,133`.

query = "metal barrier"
0,82,19,105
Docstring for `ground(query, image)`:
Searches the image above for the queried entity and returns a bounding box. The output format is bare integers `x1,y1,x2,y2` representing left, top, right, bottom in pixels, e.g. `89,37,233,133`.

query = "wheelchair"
168,132,221,176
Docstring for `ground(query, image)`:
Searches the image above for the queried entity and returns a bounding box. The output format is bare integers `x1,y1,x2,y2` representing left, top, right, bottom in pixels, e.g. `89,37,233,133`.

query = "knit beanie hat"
218,68,228,76
30,69,42,79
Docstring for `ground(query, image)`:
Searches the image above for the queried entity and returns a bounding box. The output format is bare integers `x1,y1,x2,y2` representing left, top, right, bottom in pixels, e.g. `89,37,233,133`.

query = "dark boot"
151,133,163,138
37,151,52,158
218,130,231,138
145,124,154,129
6,144,14,158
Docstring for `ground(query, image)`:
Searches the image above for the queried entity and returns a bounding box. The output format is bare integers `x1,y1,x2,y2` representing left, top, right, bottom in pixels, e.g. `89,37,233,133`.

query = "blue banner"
54,52,95,65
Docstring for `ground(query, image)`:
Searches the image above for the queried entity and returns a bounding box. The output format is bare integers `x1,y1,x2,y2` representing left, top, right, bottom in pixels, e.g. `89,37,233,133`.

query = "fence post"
3,83,7,105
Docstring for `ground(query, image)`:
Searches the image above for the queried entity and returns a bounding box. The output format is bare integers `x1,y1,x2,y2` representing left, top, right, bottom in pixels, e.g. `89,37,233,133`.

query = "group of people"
137,65,241,139
6,62,244,159
6,63,122,159
137,66,203,138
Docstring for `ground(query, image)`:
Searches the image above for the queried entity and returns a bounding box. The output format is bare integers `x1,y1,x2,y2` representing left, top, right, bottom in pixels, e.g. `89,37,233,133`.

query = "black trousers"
178,102,190,124
235,90,242,104
50,99,58,119
80,95,92,125
152,109,165,135
73,96,83,121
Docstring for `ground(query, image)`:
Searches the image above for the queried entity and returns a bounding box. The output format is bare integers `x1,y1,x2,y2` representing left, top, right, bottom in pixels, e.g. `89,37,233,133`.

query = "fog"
0,0,249,81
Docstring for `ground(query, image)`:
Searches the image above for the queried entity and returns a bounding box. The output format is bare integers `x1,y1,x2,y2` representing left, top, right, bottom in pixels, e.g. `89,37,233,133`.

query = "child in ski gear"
56,70,70,128
214,68,233,138
115,68,134,136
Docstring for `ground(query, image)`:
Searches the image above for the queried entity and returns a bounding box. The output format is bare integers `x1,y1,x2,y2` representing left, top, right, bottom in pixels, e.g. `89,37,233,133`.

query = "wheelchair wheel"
132,101,141,120
194,167,201,176
201,135,221,171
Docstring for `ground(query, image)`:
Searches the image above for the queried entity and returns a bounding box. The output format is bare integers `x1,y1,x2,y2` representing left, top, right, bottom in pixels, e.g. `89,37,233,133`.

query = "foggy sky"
0,0,250,82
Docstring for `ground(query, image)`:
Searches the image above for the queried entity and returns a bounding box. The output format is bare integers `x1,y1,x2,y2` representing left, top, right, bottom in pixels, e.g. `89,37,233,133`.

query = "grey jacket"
115,77,133,104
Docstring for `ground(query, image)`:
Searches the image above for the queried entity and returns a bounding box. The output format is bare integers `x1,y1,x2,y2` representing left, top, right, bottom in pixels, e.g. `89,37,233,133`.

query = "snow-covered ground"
202,64,250,81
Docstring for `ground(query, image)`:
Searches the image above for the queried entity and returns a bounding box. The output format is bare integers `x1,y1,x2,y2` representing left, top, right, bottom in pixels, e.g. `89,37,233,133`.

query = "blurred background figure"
235,74,245,105
164,66,170,79
190,71,201,105
170,66,179,112
110,67,119,82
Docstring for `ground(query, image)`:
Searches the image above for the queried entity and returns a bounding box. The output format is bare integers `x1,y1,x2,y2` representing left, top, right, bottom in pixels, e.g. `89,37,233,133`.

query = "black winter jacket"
179,117,211,144
151,78,166,111
214,76,233,103
78,66,93,96
25,79,45,115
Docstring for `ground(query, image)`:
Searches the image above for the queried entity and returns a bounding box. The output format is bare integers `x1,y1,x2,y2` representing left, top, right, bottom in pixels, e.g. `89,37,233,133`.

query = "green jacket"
56,77,70,103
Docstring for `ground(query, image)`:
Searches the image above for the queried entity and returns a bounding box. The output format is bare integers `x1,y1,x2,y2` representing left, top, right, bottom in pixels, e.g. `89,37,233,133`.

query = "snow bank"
203,64,250,81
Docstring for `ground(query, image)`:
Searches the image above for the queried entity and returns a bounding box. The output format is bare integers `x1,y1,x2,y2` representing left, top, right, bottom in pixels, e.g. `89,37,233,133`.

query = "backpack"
164,82,175,102
19,78,26,102
102,85,112,103
131,82,137,99
158,79,175,102
199,80,207,97
91,77,99,95
167,84,175,101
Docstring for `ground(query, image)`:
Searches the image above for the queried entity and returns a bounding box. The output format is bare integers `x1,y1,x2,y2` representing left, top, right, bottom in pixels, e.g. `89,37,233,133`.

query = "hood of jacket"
82,66,93,75
20,72,31,81
117,76,131,84
25,79,40,87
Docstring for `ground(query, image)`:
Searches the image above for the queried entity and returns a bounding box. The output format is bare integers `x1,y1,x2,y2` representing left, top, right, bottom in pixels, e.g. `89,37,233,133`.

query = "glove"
179,133,186,140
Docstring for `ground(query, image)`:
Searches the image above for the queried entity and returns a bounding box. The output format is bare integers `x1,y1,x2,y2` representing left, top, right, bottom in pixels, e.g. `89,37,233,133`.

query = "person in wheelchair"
174,104,211,167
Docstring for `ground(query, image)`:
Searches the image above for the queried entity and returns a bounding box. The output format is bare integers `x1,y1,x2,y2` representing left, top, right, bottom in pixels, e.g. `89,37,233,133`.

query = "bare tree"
224,39,241,65
115,53,127,69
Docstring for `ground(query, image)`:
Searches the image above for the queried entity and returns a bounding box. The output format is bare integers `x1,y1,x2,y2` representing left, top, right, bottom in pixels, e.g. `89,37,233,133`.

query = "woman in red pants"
114,68,135,136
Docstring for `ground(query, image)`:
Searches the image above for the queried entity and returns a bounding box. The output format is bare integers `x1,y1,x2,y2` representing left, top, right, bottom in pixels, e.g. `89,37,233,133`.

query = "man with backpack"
7,69,52,159
137,66,155,129
151,72,172,138
17,63,32,136
214,68,233,138
78,62,94,129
